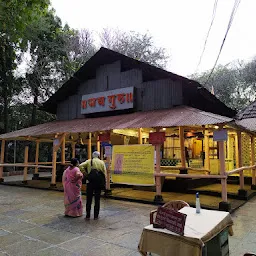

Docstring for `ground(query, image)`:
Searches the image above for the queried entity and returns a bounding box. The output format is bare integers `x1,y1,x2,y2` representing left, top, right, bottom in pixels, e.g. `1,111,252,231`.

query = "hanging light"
162,128,166,131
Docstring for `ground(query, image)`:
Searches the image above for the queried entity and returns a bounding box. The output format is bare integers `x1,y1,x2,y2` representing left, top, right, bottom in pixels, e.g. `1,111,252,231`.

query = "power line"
204,0,241,86
195,0,219,72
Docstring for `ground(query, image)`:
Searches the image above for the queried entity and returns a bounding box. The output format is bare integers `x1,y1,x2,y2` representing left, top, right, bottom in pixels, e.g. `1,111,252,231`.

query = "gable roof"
236,100,256,120
41,47,236,117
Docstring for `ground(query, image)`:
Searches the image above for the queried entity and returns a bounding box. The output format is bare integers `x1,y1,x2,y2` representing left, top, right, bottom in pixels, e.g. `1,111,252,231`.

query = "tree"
0,0,50,132
100,28,169,68
60,26,96,80
192,60,256,111
21,10,66,125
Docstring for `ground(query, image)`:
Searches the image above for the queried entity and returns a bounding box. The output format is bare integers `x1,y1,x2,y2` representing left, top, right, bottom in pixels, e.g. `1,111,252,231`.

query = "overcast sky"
50,0,256,77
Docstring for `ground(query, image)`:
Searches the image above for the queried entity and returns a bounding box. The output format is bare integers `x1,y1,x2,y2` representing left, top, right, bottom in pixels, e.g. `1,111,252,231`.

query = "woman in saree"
62,158,83,217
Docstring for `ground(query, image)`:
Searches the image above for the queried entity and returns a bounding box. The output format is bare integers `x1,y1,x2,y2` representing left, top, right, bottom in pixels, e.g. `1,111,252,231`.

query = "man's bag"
87,159,106,190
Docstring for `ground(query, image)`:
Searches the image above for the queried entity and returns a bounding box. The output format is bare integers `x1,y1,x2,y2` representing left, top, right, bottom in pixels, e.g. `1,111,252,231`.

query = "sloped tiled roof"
0,106,232,139
236,101,256,120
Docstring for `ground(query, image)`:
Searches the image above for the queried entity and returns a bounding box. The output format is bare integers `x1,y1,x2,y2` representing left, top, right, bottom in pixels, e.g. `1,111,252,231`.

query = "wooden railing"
225,165,256,190
155,164,256,203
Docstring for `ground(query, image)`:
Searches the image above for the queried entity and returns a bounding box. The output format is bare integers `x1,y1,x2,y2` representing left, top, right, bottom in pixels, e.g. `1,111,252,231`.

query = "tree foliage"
192,59,256,111
100,28,169,68
0,0,50,132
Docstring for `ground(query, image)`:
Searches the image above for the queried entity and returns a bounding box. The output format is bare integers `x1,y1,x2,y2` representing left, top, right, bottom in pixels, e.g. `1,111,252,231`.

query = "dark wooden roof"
236,101,256,120
41,47,236,117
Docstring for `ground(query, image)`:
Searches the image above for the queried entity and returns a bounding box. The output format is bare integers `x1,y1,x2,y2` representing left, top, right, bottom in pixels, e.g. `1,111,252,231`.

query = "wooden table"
138,207,233,256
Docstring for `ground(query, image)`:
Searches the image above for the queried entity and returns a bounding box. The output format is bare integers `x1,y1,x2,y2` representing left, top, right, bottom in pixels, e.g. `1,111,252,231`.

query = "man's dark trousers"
86,182,101,219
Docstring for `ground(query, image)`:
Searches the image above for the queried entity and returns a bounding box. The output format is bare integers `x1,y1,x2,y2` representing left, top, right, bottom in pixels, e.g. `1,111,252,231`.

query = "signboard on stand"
149,132,166,145
111,145,154,185
104,145,112,158
213,129,227,141
99,133,111,142
155,207,187,235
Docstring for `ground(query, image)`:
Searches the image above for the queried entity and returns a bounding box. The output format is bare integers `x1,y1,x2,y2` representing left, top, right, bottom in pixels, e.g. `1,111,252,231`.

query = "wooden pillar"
179,127,186,168
71,142,76,158
154,128,163,203
61,135,65,164
235,131,244,190
88,132,92,159
50,151,57,187
35,141,39,174
22,146,29,184
251,136,256,188
0,140,5,182
96,133,100,152
204,130,210,170
235,131,242,168
105,133,112,195
138,128,143,144
219,140,227,202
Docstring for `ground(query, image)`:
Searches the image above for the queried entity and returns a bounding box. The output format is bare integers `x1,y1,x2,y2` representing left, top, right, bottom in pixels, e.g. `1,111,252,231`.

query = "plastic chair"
150,200,190,224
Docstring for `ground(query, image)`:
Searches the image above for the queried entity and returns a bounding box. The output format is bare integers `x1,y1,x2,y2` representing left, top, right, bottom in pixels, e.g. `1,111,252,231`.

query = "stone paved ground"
0,184,256,255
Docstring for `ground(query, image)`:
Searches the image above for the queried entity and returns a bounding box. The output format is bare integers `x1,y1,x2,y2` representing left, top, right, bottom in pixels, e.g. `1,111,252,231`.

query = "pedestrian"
79,151,106,220
62,158,83,217
185,147,190,167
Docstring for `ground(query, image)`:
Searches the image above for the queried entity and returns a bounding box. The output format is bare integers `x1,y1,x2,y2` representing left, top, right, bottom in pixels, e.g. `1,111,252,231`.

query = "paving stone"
19,226,56,239
33,246,78,256
37,230,81,245
82,243,134,256
59,235,104,254
0,232,28,248
0,229,11,236
1,220,36,232
110,231,142,250
4,239,50,256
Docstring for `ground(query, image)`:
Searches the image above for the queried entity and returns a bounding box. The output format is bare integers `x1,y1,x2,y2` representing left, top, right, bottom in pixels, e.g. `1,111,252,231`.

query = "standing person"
62,158,83,217
79,151,106,220
185,147,190,167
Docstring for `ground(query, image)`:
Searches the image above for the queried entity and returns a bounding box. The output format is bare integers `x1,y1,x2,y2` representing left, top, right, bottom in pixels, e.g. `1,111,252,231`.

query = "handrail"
159,166,210,174
226,165,256,176
154,173,226,179
0,163,52,169
27,161,70,165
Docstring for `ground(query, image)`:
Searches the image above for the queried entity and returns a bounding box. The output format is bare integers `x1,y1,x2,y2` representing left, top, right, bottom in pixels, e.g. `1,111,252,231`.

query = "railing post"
251,136,256,190
33,141,40,180
88,132,92,159
218,140,230,212
154,128,163,203
204,130,210,171
0,139,5,182
50,151,57,188
22,146,29,184
237,132,247,199
179,127,186,168
61,135,66,164
138,128,143,144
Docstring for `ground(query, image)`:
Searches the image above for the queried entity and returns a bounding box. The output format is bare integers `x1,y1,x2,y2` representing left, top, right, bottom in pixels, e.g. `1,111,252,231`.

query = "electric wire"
195,0,219,73
204,0,241,86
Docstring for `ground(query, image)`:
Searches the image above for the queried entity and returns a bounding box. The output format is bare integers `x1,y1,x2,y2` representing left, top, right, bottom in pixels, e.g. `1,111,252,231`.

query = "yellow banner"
111,145,155,185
